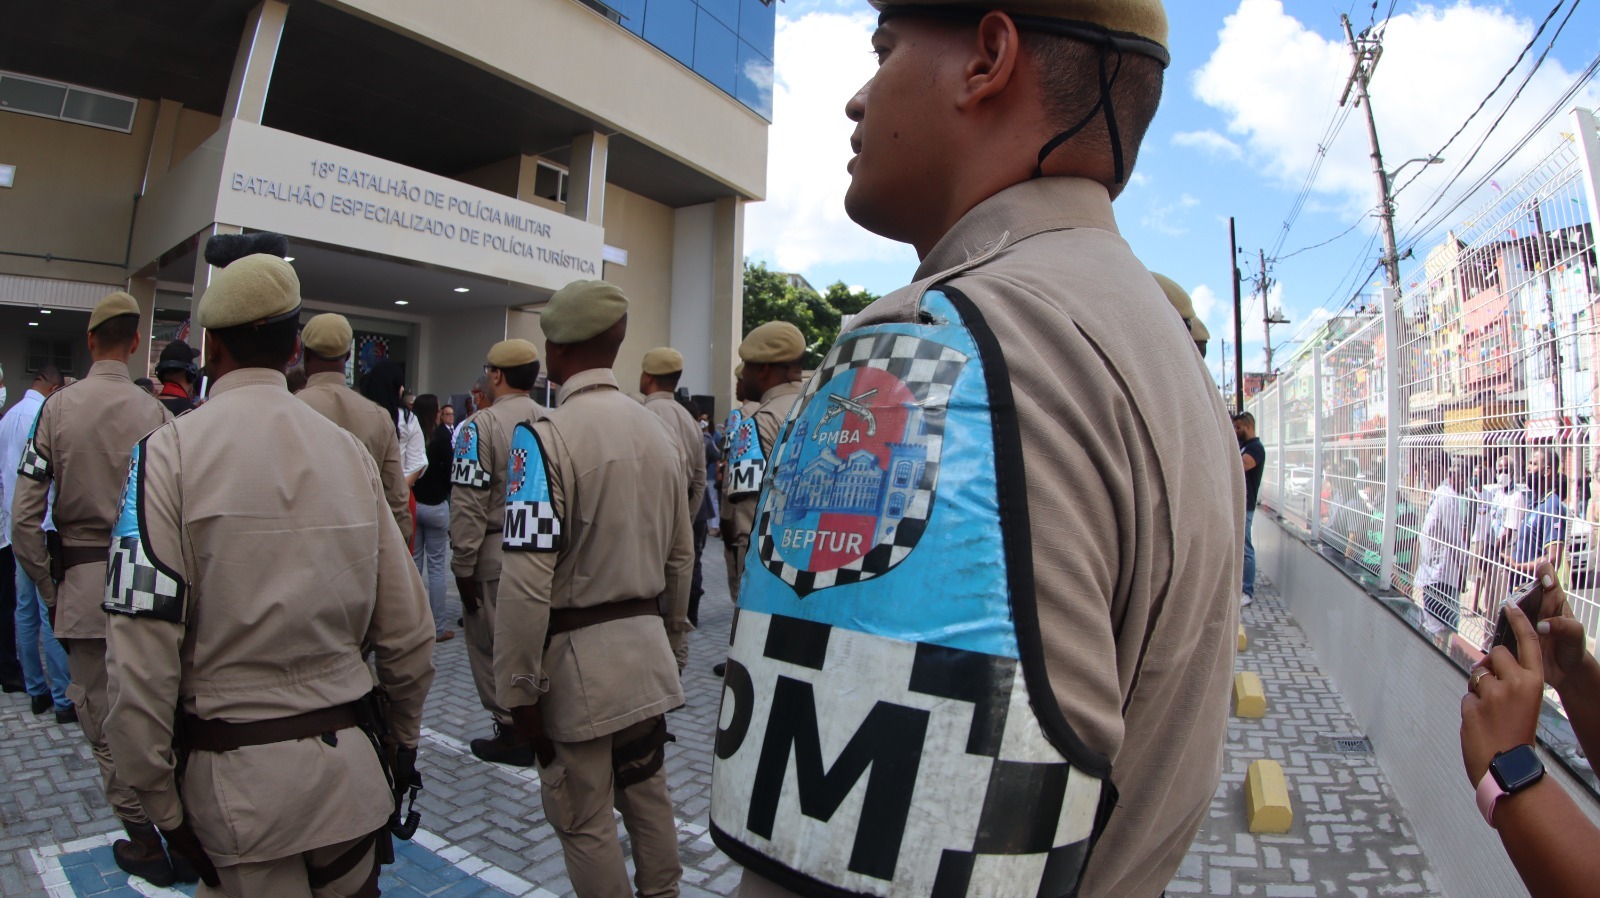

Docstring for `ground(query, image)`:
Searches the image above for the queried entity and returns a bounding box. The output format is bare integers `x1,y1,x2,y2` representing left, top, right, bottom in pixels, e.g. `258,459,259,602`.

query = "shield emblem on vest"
757,331,967,597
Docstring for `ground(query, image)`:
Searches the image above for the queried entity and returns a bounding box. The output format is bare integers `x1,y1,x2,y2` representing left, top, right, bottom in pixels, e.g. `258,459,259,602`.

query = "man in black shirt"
1235,413,1266,607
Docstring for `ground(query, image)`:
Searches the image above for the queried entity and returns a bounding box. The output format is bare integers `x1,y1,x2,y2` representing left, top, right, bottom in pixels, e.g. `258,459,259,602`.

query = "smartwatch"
1475,744,1545,828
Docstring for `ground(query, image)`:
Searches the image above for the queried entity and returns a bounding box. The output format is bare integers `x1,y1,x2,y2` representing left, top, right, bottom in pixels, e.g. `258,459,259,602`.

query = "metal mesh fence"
1250,109,1600,791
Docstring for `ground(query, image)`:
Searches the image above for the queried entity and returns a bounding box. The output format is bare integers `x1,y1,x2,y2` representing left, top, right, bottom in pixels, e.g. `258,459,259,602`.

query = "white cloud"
1172,129,1243,160
743,12,918,276
1142,193,1201,236
1193,0,1600,242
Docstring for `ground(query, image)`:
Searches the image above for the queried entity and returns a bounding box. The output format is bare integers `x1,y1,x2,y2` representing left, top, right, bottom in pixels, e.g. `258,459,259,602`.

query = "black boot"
166,842,200,884
113,821,177,887
31,694,51,715
470,722,535,767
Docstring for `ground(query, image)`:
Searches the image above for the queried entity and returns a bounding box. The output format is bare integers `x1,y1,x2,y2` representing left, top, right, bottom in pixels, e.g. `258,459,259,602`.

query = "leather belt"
179,703,361,752
547,598,658,638
60,545,109,570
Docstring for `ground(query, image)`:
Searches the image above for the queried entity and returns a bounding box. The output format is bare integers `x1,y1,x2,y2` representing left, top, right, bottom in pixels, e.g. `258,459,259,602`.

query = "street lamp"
1384,155,1443,193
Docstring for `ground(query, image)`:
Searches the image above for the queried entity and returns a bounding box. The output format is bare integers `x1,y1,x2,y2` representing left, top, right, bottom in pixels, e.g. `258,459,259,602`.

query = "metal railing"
1249,108,1600,788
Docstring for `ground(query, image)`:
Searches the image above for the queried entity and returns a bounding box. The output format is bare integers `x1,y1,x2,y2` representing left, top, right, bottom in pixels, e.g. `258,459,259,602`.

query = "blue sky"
742,0,1600,387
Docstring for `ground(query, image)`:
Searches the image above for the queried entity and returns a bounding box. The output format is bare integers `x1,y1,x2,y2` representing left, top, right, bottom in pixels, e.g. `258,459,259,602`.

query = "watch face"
1492,745,1546,792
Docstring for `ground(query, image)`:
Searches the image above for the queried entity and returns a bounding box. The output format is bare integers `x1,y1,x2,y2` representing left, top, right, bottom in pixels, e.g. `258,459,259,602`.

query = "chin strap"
1033,44,1125,183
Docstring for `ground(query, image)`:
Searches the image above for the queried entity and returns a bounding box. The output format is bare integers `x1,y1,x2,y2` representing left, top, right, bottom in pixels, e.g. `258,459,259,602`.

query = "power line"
1275,211,1374,262
1391,0,1570,200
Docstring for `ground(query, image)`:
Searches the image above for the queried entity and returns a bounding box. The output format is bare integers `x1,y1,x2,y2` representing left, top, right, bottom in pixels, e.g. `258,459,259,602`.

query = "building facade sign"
216,120,603,291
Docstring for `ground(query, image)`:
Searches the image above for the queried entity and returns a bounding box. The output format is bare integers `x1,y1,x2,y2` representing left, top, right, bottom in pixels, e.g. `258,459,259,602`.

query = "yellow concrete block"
1246,759,1294,833
1233,671,1266,718
1238,623,1248,653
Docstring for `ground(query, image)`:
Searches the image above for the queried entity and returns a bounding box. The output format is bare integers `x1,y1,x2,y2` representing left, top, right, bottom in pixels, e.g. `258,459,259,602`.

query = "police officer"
1153,272,1211,356
10,292,177,885
495,279,692,898
711,324,805,678
153,340,201,415
296,313,411,541
715,363,759,556
711,2,1241,896
639,347,706,668
101,249,436,897
451,339,544,766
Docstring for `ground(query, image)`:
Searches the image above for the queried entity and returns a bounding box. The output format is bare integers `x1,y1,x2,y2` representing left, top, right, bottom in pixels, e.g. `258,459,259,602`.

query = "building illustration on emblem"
770,400,929,546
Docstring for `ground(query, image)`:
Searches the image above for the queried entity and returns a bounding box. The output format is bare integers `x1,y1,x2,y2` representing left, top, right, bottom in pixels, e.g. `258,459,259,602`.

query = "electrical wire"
1275,212,1374,262
1390,0,1570,200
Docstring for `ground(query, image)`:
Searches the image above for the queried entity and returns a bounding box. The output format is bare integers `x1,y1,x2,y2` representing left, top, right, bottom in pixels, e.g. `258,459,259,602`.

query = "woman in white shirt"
362,360,428,488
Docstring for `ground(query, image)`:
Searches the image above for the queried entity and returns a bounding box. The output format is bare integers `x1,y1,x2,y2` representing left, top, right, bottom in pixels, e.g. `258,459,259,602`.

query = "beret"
739,321,806,364
488,339,540,368
642,347,685,376
1152,272,1209,343
196,254,302,329
542,280,629,344
735,362,745,378
301,313,353,359
874,0,1167,64
88,292,141,333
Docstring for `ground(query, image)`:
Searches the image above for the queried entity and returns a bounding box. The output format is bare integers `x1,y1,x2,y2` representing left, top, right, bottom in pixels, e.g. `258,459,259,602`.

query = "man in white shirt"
1469,454,1526,616
0,365,72,717
1415,458,1471,633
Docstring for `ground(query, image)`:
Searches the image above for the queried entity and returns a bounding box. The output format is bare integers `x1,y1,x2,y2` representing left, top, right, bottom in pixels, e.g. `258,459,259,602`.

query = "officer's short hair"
211,318,300,370
91,314,141,349
1233,412,1255,428
499,361,540,391
651,369,683,391
1024,32,1163,182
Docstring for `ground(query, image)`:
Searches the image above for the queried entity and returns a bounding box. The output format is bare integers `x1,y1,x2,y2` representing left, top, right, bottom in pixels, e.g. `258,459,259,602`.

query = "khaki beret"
874,0,1167,63
739,321,806,364
1152,272,1209,343
196,254,301,329
642,347,685,376
735,362,745,378
88,292,140,333
301,314,353,359
487,339,540,368
542,280,629,344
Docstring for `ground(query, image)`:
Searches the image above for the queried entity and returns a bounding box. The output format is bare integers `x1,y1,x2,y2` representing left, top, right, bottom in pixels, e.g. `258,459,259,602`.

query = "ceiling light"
284,256,295,262
39,309,51,314
394,300,409,306
454,287,470,293
28,321,39,327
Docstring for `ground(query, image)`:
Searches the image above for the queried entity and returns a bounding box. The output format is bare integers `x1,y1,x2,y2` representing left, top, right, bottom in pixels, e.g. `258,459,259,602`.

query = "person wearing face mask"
1471,455,1526,617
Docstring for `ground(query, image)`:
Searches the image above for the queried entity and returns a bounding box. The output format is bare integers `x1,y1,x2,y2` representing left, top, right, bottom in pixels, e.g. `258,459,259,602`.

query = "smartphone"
1490,579,1546,657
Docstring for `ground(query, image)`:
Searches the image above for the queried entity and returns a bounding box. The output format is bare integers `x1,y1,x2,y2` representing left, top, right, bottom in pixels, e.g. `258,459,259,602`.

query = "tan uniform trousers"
462,579,512,726
723,537,747,603
540,717,681,898
197,833,376,898
62,638,148,826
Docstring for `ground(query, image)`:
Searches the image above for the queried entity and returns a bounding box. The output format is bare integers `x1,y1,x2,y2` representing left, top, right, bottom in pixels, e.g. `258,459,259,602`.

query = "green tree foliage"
742,261,881,367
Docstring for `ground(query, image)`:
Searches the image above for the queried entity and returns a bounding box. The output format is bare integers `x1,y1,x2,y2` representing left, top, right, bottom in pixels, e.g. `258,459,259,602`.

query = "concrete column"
125,274,158,379
565,132,609,225
140,99,185,195
1310,346,1325,543
192,224,244,367
222,0,289,124
710,196,744,419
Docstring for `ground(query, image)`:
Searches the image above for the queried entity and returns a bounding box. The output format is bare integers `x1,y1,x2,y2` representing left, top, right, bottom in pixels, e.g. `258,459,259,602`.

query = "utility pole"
1341,14,1402,295
1231,217,1244,413
1261,248,1290,377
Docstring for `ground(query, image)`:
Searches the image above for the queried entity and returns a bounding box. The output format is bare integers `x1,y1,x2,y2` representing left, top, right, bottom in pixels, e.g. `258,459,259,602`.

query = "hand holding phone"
1491,578,1547,659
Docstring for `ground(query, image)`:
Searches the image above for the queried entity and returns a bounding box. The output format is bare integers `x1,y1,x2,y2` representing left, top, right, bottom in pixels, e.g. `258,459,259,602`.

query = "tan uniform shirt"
495,368,692,742
643,391,708,518
297,371,411,542
450,392,543,583
11,359,171,638
102,368,436,866
846,177,1241,898
722,389,795,542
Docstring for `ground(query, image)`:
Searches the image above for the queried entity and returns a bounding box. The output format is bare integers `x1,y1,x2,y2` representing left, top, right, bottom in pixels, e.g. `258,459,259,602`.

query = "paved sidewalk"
1,551,1440,897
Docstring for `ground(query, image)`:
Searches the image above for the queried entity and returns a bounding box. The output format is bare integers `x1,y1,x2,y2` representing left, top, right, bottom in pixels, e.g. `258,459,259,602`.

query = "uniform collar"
556,368,619,405
644,391,675,404
89,358,133,381
760,380,803,404
491,390,531,407
915,177,1119,281
306,371,347,388
209,368,288,398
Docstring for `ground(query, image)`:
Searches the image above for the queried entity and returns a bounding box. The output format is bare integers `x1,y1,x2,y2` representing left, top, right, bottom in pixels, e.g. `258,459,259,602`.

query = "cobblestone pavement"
1,550,1440,897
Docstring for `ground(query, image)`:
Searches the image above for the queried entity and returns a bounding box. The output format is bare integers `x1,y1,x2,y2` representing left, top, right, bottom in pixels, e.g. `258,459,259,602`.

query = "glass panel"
735,40,774,121
62,88,136,131
738,0,775,59
642,0,697,67
693,9,738,96
0,76,66,118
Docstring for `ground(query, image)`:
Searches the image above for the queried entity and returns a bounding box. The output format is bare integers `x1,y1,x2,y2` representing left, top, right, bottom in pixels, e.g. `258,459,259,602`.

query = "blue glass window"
739,0,775,59
693,9,738,95
633,0,774,119
643,0,697,67
735,40,773,120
